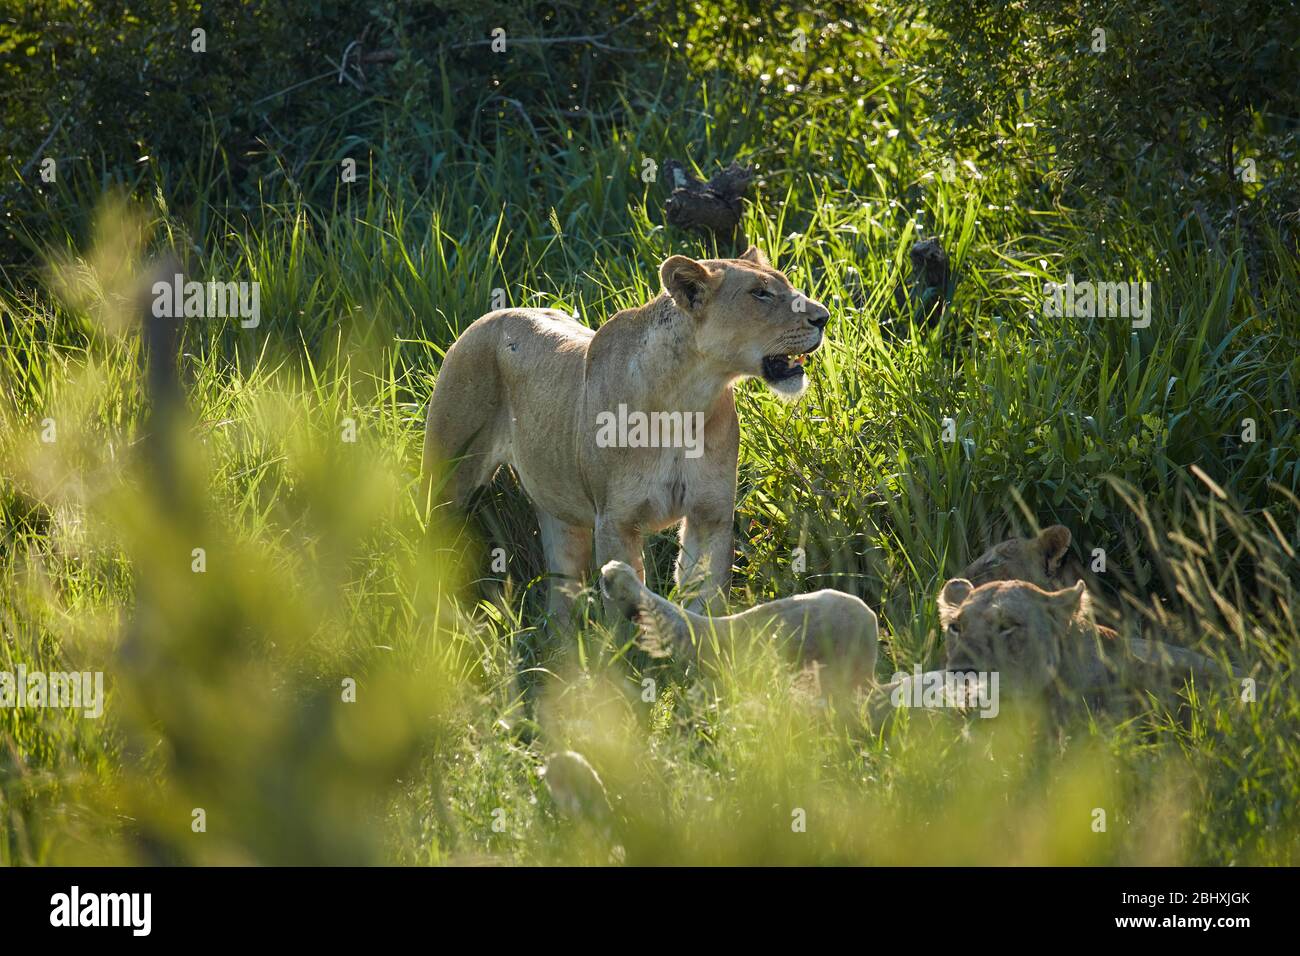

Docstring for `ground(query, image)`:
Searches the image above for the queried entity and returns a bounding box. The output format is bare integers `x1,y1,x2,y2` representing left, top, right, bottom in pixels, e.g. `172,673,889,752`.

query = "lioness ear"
1047,581,1086,621
661,256,721,315
938,578,973,624
1036,525,1072,573
738,245,771,269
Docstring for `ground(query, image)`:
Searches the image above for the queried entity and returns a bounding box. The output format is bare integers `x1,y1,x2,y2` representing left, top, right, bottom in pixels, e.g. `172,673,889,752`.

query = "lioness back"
424,308,593,518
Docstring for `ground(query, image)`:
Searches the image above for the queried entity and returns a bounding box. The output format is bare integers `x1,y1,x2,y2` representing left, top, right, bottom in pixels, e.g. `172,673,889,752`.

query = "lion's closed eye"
750,286,775,302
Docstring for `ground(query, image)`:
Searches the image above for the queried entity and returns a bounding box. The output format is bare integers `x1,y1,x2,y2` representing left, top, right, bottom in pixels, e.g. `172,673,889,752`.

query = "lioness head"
937,577,1087,692
961,525,1078,590
660,245,830,400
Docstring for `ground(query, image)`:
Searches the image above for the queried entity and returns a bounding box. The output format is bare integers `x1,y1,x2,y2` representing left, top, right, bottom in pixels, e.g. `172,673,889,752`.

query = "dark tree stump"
886,237,954,340
662,160,754,250
908,237,950,324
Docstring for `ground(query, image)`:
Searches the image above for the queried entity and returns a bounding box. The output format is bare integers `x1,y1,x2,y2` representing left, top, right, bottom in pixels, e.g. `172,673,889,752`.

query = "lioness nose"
808,304,830,329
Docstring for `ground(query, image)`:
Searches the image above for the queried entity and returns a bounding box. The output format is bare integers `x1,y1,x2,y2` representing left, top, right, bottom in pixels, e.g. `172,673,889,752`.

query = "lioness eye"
750,287,774,301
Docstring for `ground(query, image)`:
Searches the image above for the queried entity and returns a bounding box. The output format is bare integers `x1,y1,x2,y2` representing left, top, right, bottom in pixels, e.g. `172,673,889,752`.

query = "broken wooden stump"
908,237,950,324
662,159,754,250
888,237,952,337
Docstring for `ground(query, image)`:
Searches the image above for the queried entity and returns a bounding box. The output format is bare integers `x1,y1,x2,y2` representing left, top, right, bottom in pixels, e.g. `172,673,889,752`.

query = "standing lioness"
422,246,830,616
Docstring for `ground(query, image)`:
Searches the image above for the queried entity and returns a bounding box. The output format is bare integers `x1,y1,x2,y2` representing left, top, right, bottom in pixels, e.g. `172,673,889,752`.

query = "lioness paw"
600,560,645,620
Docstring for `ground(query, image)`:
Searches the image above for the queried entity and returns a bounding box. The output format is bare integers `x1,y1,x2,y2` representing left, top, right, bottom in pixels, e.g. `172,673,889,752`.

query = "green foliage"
1,1,1297,865
917,0,1300,241
0,0,665,262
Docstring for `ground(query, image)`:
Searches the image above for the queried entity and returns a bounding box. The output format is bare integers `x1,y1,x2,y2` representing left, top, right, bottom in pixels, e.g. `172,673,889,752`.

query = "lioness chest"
608,447,723,532
583,394,739,532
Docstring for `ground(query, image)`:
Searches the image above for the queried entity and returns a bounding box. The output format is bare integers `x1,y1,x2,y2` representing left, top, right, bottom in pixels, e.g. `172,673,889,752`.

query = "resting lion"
921,576,1237,705
960,523,1154,637
960,525,1082,590
600,559,878,698
422,247,830,617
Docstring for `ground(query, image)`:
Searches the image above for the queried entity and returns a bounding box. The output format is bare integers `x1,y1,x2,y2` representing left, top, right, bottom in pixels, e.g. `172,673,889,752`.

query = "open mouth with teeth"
760,350,813,383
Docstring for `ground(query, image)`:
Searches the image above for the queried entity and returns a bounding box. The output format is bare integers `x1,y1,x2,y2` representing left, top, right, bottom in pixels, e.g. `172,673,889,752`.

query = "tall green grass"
1,14,1297,865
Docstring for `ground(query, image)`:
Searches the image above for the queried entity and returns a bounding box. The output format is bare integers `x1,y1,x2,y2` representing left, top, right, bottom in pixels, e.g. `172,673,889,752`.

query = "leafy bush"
0,0,666,263
917,0,1300,232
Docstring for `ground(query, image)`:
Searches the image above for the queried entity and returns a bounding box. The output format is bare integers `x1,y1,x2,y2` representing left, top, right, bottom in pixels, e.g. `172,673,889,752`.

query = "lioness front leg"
676,512,733,614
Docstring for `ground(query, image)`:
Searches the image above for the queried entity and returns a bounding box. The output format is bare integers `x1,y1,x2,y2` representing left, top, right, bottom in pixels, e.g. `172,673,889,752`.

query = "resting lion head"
660,246,830,400
961,525,1081,590
937,577,1089,693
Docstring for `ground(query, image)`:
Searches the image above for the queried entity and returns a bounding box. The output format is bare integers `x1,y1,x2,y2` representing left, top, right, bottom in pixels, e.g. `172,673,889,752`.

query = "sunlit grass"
1,14,1297,865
